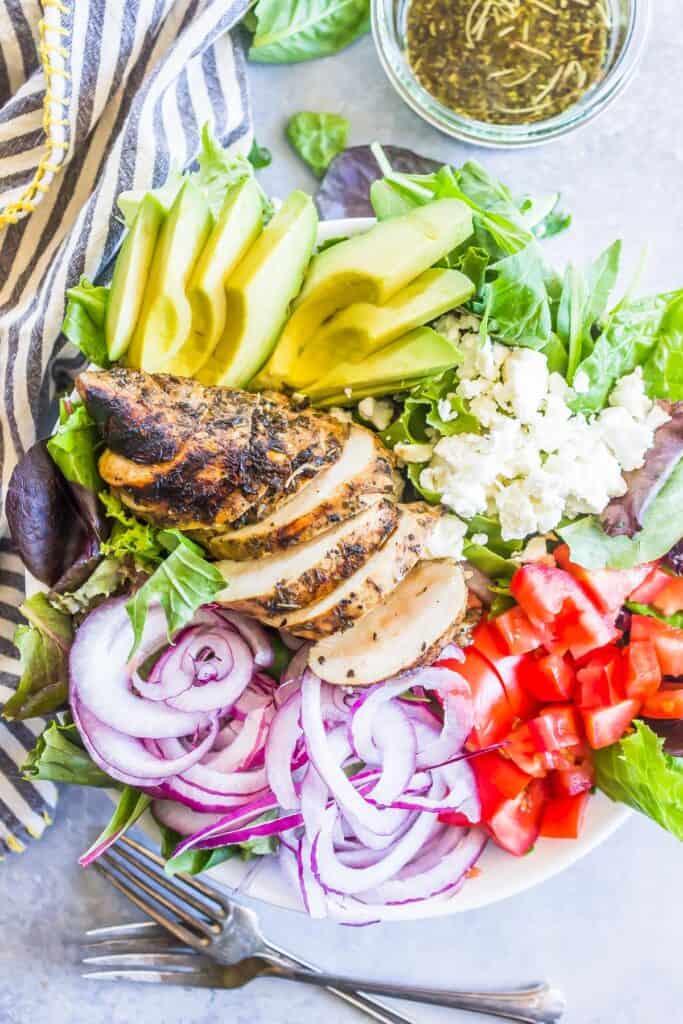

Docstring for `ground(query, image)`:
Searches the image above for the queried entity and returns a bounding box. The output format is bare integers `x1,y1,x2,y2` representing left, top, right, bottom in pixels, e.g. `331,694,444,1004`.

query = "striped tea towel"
0,0,253,856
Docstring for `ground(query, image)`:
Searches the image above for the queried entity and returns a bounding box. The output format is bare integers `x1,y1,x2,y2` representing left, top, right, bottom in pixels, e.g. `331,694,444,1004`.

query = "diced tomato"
576,647,624,708
505,723,548,777
471,751,533,820
486,778,548,856
511,565,618,659
581,699,640,749
653,576,683,617
551,747,595,797
624,640,661,700
457,648,515,747
539,792,589,840
528,705,583,752
493,606,547,655
519,652,575,703
641,686,683,719
629,568,674,605
631,615,683,677
554,544,652,617
471,622,539,719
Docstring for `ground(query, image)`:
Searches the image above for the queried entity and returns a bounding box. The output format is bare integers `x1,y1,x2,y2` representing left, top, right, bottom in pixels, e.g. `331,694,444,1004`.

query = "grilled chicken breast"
77,369,347,530
199,425,403,560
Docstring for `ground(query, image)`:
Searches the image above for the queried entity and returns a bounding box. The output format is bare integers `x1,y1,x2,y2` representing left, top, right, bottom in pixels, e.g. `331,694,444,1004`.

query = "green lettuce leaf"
79,786,151,866
99,491,165,569
49,557,124,615
626,602,683,630
3,594,72,721
556,241,622,383
126,532,225,655
248,0,370,64
642,292,683,400
23,719,110,787
484,245,552,347
61,277,111,368
595,720,683,841
46,400,103,492
558,457,683,569
286,111,349,178
158,811,280,876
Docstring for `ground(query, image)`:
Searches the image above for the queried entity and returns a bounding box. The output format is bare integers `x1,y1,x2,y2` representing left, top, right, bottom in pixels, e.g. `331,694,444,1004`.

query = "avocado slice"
196,191,318,388
290,267,474,388
255,198,473,389
105,194,165,361
163,178,264,378
304,326,460,405
126,179,213,372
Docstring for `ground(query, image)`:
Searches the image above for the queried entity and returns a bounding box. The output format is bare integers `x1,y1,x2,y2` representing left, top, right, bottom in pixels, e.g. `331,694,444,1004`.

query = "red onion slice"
152,800,226,836
266,692,303,811
214,608,274,668
168,630,253,712
203,706,269,773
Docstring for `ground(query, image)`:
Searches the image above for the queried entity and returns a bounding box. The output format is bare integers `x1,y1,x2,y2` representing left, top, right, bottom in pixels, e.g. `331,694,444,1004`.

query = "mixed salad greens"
4,128,683,917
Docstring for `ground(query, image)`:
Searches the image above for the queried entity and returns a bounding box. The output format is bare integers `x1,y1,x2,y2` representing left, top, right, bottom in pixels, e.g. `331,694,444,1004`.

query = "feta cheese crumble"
421,316,669,542
357,396,394,432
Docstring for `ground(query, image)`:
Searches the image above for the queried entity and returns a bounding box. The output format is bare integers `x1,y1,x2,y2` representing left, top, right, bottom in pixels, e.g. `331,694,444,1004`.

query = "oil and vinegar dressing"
406,0,611,125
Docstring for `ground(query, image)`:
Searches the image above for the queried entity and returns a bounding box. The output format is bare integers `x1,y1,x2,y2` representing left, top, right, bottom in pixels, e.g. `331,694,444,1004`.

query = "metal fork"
82,835,565,1023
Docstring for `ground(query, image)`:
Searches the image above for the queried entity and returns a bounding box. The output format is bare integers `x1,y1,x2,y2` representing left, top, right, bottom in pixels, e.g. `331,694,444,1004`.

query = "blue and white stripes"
0,0,252,854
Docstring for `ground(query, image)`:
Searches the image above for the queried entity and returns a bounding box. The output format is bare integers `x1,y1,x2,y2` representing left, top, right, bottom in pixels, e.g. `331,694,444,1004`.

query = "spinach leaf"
556,241,621,383
558,457,683,569
287,111,349,178
249,0,370,64
643,293,683,400
79,786,151,867
126,532,225,656
595,721,683,841
61,277,111,368
23,719,110,787
3,593,72,721
247,138,272,169
47,400,103,494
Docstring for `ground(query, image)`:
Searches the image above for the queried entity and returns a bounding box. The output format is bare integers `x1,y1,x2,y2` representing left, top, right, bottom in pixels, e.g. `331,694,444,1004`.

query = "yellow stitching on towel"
0,1,72,228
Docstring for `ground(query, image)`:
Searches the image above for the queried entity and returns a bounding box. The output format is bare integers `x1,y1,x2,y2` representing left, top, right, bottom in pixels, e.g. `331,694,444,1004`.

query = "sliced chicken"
78,369,347,530
272,503,441,639
197,426,402,560
215,498,398,618
309,559,467,686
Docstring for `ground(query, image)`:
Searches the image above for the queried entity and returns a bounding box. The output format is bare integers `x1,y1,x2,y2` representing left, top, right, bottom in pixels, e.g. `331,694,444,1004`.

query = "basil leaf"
249,0,370,64
23,720,110,787
247,138,272,169
595,721,683,841
47,400,103,493
79,786,151,866
286,112,349,178
61,277,111,368
126,534,225,656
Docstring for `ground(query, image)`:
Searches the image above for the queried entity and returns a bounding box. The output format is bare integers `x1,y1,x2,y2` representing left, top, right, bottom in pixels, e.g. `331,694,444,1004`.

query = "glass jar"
371,0,650,148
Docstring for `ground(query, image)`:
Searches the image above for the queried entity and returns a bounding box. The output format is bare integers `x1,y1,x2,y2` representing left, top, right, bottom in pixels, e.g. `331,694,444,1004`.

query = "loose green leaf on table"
247,138,272,169
78,786,152,867
287,112,349,178
23,720,110,787
248,0,370,64
47,400,103,493
61,277,111,368
595,721,683,841
126,531,225,656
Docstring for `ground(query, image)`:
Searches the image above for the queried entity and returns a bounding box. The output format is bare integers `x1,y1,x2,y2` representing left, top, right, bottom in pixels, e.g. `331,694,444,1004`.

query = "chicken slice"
215,498,398,618
273,503,441,639
197,425,402,560
77,369,347,530
309,559,467,686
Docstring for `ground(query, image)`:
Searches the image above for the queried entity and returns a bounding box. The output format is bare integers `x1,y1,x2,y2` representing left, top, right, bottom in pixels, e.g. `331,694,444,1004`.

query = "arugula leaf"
99,491,165,569
595,721,683,841
61,277,111,368
559,457,683,569
247,138,272,169
643,292,683,400
47,400,103,493
2,594,72,721
626,602,683,630
23,719,110,787
248,0,370,64
126,532,225,655
286,112,349,178
79,786,151,867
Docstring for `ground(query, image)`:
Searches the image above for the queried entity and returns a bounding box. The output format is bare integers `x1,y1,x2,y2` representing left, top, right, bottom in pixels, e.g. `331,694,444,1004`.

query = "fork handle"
263,942,417,1024
260,960,565,1024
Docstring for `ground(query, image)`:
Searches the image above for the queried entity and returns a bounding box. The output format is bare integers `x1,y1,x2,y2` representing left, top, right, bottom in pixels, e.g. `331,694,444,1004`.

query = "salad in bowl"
5,130,682,922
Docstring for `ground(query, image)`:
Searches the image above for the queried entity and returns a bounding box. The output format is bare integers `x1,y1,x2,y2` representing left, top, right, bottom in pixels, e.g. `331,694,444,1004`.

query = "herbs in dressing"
406,0,611,125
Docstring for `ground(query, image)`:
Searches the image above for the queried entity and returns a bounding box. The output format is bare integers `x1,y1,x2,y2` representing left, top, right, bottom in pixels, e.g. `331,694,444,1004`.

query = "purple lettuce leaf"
316,144,441,220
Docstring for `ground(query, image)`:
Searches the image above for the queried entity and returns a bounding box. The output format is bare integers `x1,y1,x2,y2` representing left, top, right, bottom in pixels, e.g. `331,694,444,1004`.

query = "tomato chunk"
576,647,624,708
641,687,683,719
581,699,640,749
554,544,652,616
504,723,548,777
471,751,533,821
486,778,548,856
539,793,589,839
520,652,575,703
471,622,539,719
551,748,595,797
511,565,618,659
630,568,674,605
653,577,683,617
624,640,661,700
631,615,683,677
493,606,547,655
457,648,515,747
528,705,583,752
